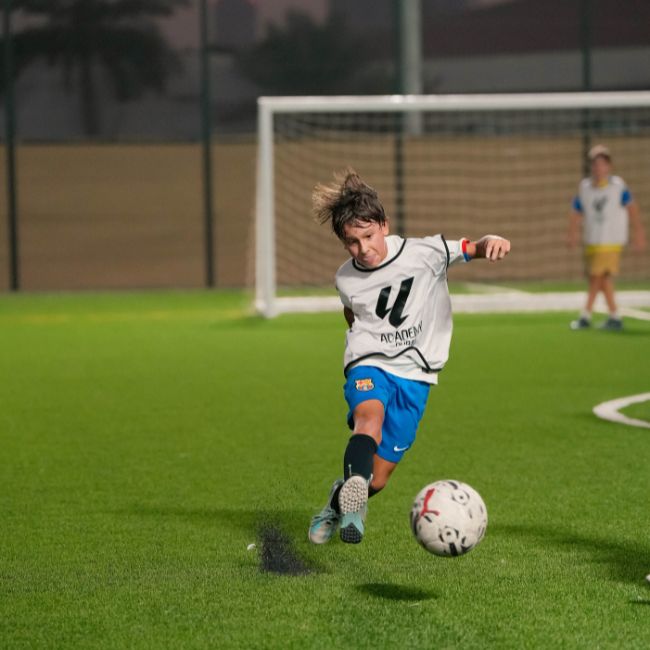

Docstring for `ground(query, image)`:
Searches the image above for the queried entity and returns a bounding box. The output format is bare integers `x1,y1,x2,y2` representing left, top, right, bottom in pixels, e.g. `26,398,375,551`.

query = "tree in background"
236,11,364,95
1,0,187,136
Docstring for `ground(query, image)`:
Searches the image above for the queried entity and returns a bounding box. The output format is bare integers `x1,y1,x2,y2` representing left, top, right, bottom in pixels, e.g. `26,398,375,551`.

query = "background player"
568,144,646,330
308,169,510,545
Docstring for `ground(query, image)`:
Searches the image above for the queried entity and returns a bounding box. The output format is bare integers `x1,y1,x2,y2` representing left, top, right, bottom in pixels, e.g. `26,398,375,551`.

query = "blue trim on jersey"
572,196,583,213
621,188,632,206
343,366,430,463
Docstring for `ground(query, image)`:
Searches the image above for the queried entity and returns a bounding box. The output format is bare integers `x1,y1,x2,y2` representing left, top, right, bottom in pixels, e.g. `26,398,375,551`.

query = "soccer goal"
255,92,650,318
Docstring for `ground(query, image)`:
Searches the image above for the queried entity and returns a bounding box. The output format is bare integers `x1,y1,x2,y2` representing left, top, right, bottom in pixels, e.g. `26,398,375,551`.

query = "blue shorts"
344,366,430,463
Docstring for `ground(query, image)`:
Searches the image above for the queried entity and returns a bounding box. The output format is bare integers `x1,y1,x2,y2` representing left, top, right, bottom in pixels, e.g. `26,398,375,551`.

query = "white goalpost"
255,92,650,318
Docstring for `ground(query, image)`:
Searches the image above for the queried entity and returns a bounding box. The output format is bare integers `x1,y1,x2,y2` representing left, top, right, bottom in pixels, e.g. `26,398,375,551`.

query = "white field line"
451,291,650,314
462,282,528,295
620,307,650,322
271,291,650,316
593,393,650,429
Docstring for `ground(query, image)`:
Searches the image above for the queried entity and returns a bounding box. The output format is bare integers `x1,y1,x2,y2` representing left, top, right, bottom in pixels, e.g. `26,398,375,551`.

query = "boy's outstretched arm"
466,235,511,262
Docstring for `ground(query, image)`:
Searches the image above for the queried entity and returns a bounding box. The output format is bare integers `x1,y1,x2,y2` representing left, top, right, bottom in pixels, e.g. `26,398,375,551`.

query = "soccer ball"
410,479,487,557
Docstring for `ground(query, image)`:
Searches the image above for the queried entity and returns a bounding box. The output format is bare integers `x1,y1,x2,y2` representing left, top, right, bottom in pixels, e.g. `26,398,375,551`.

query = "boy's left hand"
482,236,511,262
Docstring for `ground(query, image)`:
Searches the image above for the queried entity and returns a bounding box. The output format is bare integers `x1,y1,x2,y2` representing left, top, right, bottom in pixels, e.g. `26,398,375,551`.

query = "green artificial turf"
1,291,650,649
621,402,650,424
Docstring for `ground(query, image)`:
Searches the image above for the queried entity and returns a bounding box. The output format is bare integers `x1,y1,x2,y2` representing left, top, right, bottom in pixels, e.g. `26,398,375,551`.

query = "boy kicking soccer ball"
308,169,511,545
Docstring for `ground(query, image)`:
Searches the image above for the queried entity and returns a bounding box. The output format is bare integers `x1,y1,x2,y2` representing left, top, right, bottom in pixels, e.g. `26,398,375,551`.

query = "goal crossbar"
259,92,650,114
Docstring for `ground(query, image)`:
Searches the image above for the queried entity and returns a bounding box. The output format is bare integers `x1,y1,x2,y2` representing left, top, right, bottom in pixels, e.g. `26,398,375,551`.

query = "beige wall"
0,141,256,291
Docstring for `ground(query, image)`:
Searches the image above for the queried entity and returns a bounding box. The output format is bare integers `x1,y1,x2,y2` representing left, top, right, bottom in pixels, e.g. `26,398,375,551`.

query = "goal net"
255,92,650,317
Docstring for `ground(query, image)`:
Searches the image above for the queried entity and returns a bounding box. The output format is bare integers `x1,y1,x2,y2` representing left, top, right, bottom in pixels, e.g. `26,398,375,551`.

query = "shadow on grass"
492,523,650,585
209,315,267,330
121,505,325,575
208,313,342,332
599,329,650,338
124,505,310,531
357,583,437,602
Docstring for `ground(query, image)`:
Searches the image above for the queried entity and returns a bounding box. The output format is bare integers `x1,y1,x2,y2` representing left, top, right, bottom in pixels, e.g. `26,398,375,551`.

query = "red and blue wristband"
462,238,472,262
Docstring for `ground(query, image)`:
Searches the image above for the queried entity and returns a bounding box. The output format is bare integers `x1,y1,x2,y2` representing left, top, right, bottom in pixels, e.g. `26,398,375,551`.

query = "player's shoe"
308,478,344,544
599,317,623,331
338,475,369,544
570,317,591,330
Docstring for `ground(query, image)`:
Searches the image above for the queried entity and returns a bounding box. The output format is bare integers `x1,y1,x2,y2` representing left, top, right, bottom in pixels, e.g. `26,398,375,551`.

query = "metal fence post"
3,0,19,291
580,0,593,176
199,0,215,288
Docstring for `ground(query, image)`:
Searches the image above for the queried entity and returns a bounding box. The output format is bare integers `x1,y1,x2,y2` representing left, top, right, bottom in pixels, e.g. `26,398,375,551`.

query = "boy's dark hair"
312,168,386,240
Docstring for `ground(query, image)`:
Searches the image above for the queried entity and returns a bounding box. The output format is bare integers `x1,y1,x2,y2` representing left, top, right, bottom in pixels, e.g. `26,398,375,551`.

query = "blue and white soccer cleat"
308,479,344,544
338,475,369,544
599,317,623,331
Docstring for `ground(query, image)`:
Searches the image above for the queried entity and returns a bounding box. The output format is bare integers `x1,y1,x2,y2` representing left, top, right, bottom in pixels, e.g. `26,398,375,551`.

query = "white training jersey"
335,235,468,385
573,175,633,246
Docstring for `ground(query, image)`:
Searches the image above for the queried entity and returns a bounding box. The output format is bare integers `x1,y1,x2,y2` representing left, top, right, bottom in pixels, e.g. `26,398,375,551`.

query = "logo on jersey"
593,196,608,213
375,277,414,327
355,378,374,392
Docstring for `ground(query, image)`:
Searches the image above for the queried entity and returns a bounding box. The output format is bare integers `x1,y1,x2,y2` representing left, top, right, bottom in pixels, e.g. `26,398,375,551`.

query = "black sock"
368,485,383,498
343,433,377,481
329,434,378,514
330,484,343,514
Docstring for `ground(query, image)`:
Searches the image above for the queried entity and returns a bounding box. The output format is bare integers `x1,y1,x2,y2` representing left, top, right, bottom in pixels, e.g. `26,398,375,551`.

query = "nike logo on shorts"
393,445,409,453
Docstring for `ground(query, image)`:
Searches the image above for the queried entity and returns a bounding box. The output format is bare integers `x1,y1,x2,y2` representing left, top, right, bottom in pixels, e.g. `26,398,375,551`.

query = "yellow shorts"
584,245,622,276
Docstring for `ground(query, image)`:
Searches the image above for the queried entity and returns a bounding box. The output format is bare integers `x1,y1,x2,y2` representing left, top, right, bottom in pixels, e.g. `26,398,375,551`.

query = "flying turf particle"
257,523,311,576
